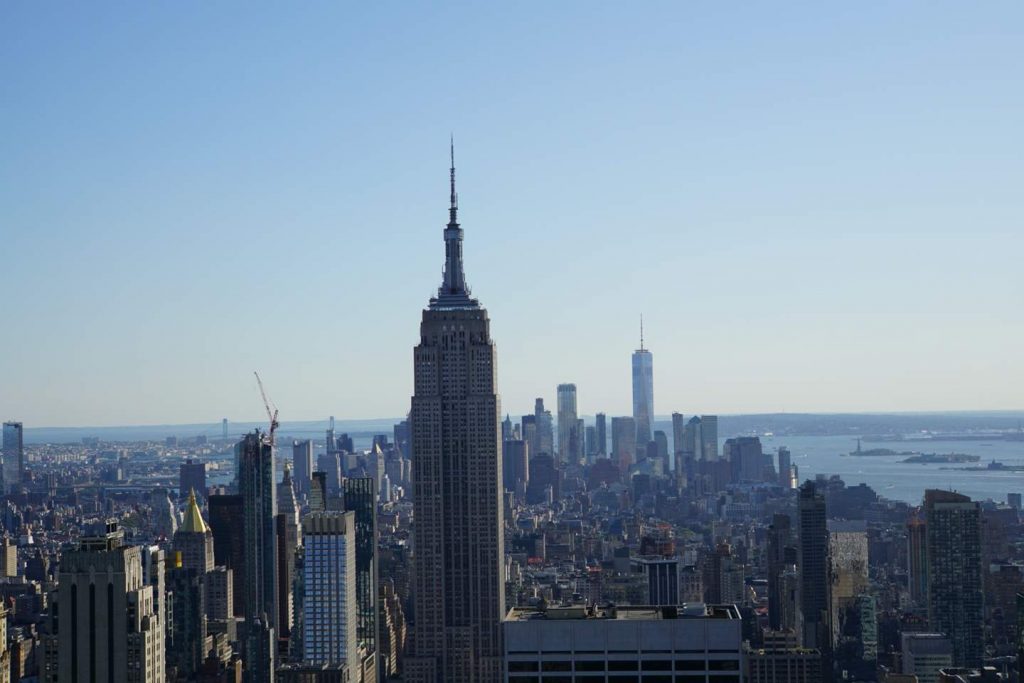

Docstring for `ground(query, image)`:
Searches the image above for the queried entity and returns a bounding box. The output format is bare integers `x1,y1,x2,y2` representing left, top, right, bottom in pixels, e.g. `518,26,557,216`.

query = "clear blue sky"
2,2,1022,427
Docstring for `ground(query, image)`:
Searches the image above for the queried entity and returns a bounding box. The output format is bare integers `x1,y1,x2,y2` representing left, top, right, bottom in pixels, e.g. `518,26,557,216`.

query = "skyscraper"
798,481,830,653
301,512,357,669
907,513,928,608
767,513,793,631
405,145,505,683
209,493,245,617
292,440,313,498
179,458,207,500
57,521,166,682
594,412,607,456
556,383,578,465
610,416,637,475
534,398,553,457
683,416,702,460
778,447,794,488
631,322,654,446
700,414,719,461
237,430,278,682
2,422,23,493
671,412,685,474
344,477,379,676
173,489,215,572
278,464,301,647
827,519,868,645
924,489,983,668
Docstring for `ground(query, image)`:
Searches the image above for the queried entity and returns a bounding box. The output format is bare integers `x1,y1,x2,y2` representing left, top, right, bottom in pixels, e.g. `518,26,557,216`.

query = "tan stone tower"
404,143,505,683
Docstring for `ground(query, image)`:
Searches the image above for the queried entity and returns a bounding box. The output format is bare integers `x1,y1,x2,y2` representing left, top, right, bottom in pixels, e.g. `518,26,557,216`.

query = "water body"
757,434,1024,505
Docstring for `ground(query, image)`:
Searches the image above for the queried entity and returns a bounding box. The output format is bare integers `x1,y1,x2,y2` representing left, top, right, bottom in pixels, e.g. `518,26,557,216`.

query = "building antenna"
640,314,645,351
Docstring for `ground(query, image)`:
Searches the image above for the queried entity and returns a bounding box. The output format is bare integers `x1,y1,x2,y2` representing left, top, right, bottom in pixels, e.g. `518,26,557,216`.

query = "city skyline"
3,3,1023,426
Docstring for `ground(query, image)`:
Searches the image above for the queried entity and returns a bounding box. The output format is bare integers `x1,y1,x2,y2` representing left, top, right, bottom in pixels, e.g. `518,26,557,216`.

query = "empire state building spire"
431,137,479,310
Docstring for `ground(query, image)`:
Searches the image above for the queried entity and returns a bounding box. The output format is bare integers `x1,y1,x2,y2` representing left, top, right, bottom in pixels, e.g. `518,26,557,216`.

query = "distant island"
848,438,915,457
940,460,1024,472
902,452,980,464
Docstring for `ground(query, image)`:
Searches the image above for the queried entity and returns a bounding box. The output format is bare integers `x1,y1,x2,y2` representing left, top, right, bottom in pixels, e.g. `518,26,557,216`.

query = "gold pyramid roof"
181,489,209,534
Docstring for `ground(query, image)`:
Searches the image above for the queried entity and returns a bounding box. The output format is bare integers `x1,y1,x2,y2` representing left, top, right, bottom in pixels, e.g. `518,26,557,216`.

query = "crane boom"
254,371,280,445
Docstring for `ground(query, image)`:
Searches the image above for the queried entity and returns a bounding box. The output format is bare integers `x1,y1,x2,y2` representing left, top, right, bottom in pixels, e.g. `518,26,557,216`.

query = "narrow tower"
405,143,505,683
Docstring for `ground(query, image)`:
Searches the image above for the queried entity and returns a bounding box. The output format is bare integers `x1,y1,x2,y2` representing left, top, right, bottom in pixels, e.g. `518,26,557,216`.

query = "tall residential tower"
405,145,505,683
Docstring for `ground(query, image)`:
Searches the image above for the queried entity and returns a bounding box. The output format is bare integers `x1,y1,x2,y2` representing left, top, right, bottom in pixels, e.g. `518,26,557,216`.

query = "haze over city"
3,2,1023,427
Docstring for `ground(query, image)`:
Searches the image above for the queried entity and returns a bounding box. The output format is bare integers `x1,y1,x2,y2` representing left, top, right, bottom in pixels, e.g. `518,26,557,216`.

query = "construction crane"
254,371,279,446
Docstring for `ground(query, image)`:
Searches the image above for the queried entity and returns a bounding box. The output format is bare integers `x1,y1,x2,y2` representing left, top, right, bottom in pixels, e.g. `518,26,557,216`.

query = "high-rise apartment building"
301,512,358,670
798,481,831,652
292,440,313,498
237,430,278,682
924,490,983,668
631,327,654,447
57,521,165,682
405,148,505,683
2,422,23,493
556,383,579,465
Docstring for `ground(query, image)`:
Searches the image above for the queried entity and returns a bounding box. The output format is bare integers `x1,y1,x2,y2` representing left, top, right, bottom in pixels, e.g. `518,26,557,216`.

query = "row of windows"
509,660,740,673
508,676,741,683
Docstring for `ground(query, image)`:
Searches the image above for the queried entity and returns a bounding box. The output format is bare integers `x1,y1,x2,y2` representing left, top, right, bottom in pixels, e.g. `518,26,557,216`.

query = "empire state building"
405,144,505,683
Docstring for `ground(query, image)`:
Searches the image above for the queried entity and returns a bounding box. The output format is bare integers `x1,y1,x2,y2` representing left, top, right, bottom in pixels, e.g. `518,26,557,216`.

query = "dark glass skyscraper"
344,477,379,670
405,146,505,683
798,481,830,653
209,493,245,617
237,430,278,683
767,513,792,631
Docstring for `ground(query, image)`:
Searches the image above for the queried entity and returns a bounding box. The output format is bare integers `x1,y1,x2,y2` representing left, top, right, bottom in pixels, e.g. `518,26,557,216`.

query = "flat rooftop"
506,604,740,622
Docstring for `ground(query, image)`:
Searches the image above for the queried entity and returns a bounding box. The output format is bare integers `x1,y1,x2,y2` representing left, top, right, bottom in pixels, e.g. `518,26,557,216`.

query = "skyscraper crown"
430,138,479,310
